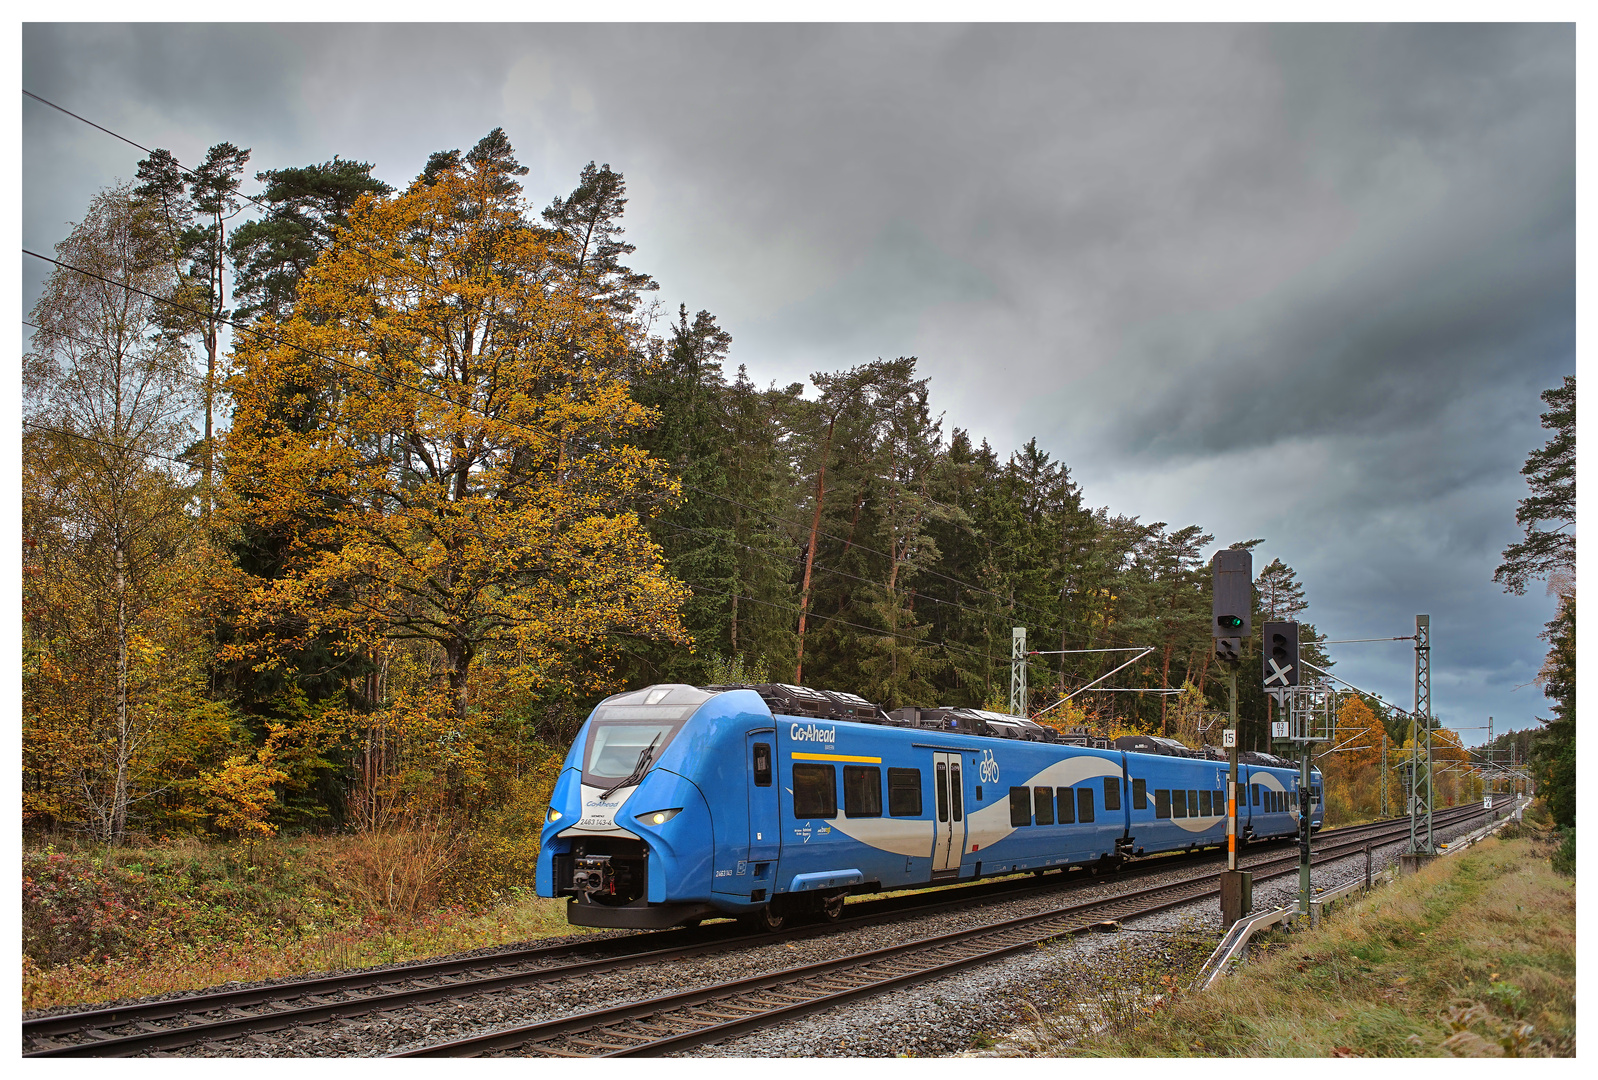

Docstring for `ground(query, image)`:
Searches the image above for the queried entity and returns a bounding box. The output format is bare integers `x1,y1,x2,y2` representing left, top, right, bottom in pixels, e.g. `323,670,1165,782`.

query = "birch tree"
23,183,199,842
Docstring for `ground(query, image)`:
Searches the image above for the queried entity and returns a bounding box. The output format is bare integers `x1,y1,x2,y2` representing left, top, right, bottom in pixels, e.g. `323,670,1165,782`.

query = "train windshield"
580,689,709,789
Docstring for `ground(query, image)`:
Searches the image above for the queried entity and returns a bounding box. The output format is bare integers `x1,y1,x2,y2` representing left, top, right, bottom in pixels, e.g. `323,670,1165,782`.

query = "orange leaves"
223,153,687,715
200,728,290,840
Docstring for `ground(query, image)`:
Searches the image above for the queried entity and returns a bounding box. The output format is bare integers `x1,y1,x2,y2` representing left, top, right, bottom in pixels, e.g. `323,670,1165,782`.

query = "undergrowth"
22,830,585,1012
1019,830,1574,1057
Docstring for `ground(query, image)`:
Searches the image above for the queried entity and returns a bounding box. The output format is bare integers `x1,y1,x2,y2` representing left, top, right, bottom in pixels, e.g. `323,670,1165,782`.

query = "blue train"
536,683,1322,930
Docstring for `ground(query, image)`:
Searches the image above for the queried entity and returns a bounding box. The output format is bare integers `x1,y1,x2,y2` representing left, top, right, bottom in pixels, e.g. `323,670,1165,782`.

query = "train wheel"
820,892,846,922
747,904,786,933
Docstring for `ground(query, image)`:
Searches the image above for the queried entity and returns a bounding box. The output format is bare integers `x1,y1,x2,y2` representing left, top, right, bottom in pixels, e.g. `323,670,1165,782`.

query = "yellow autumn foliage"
221,152,690,722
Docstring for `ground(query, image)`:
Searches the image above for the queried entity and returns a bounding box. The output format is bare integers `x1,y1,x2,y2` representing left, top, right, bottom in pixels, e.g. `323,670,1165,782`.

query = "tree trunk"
111,542,130,845
1159,641,1173,736
794,416,835,685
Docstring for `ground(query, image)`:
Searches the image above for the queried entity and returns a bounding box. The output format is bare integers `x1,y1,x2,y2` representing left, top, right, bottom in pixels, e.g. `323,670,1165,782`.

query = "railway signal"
1211,549,1252,664
1262,621,1299,688
1211,548,1251,928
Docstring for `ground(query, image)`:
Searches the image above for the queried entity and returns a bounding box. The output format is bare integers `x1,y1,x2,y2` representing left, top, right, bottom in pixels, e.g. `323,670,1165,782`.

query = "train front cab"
537,685,780,929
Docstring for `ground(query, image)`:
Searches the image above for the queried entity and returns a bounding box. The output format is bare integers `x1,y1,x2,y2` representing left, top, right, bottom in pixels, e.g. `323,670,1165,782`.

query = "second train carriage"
535,683,1322,930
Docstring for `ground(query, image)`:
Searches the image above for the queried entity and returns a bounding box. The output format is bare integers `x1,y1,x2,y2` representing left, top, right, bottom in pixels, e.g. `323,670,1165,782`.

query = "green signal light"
1217,615,1244,630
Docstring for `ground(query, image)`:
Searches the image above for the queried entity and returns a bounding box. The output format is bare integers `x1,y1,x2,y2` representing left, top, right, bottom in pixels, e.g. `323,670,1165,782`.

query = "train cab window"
1199,790,1212,817
1132,778,1147,810
843,765,882,818
1077,787,1095,823
1172,789,1187,818
950,764,964,821
1154,789,1170,819
1056,787,1075,824
792,763,837,819
1033,786,1055,825
936,763,949,822
753,743,772,787
888,768,922,817
1104,777,1122,811
1010,786,1032,827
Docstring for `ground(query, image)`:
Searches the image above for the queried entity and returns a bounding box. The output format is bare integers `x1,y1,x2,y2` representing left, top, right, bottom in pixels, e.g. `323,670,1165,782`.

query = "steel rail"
23,805,1481,1057
394,804,1488,1058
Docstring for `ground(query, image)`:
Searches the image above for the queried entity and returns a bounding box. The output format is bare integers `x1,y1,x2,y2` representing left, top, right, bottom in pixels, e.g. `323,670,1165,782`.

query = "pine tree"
228,157,391,324
133,142,250,518
1495,375,1574,595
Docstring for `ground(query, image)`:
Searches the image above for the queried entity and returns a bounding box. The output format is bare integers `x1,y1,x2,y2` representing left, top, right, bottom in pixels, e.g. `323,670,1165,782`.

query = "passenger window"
936,763,949,822
1188,790,1200,818
1252,783,1260,807
950,764,963,821
843,765,882,818
753,743,772,787
1033,786,1054,825
1199,790,1212,817
1154,789,1170,819
792,763,837,819
1104,777,1121,811
1132,778,1147,810
1009,786,1031,827
1216,790,1225,815
1173,788,1188,818
888,768,922,817
1056,786,1075,824
1077,787,1095,823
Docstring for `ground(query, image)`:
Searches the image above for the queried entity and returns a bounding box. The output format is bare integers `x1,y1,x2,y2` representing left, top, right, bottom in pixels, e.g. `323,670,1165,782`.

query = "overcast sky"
19,22,1576,746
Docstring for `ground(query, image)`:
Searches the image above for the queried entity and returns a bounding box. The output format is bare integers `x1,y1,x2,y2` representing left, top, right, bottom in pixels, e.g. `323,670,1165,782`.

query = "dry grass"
1019,831,1575,1057
22,830,591,1013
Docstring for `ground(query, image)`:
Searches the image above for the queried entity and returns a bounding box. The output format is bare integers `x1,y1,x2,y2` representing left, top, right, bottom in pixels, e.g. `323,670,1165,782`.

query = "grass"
22,833,594,1013
1017,827,1575,1057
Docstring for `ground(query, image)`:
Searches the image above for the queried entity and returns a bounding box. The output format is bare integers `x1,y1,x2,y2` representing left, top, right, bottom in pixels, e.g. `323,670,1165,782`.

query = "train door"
931,750,966,875
747,732,780,874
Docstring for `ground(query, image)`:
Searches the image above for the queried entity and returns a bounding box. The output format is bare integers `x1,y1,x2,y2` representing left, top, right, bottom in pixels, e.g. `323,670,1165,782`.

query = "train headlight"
637,808,683,826
546,808,562,823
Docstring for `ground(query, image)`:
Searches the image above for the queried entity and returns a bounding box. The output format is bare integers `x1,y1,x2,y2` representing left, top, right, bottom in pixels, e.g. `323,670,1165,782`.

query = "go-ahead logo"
790,722,837,743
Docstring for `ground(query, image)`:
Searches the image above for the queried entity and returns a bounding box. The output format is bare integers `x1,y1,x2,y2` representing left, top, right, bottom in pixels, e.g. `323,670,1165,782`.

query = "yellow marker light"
636,807,683,825
546,808,562,823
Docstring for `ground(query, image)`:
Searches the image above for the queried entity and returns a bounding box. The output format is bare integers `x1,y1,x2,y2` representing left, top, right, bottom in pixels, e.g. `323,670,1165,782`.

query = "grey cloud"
19,23,1572,740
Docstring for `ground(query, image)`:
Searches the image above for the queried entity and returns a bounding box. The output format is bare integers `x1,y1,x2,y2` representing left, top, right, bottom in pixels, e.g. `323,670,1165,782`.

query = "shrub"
22,851,151,965
333,819,460,918
1550,827,1574,875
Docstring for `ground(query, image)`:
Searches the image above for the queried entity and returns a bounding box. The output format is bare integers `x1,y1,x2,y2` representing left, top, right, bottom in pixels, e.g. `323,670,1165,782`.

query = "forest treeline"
23,130,1488,846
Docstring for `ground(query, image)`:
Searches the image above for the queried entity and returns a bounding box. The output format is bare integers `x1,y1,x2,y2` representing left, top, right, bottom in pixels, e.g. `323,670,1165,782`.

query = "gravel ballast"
25,811,1494,1058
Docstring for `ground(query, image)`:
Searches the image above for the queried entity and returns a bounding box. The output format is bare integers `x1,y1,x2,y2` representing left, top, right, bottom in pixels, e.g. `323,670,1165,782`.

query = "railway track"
22,803,1488,1058
398,802,1491,1057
